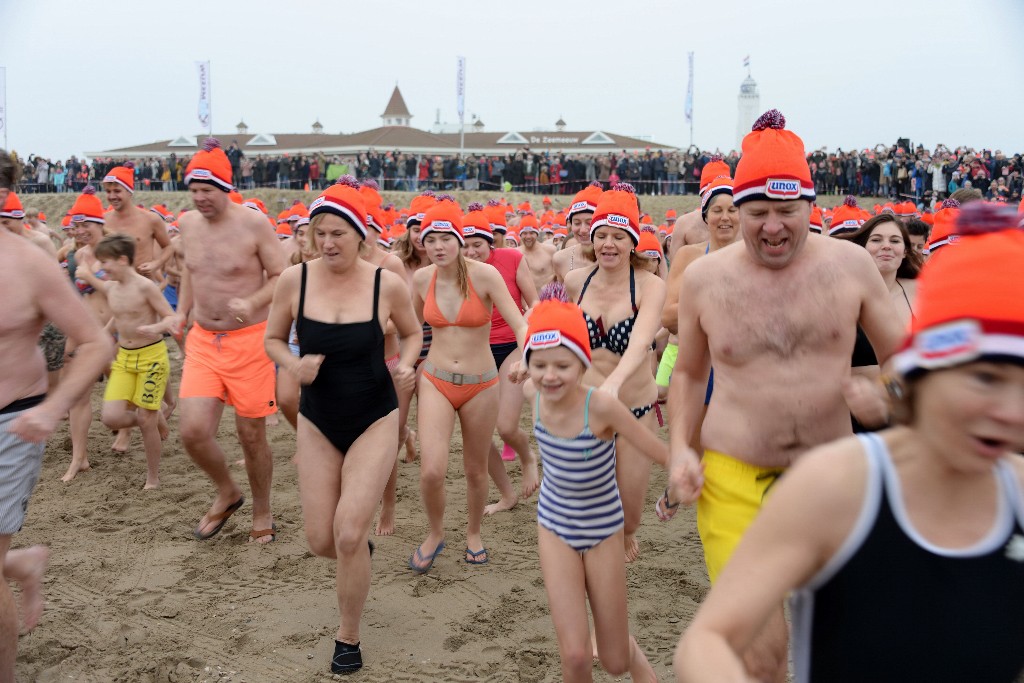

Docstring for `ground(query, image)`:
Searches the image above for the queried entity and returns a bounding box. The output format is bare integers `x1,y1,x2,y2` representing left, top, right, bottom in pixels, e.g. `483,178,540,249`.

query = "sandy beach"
14,356,710,682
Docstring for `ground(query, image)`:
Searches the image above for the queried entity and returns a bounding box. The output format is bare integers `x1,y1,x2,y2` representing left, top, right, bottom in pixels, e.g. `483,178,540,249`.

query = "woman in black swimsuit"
564,184,666,563
264,179,422,675
841,214,922,431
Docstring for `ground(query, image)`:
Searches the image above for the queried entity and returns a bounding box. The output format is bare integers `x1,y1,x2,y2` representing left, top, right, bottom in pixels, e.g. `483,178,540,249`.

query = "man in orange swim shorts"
174,138,288,544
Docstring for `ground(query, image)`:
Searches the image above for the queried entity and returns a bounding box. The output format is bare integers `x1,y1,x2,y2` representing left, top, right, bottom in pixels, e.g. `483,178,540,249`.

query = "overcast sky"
2,0,1022,160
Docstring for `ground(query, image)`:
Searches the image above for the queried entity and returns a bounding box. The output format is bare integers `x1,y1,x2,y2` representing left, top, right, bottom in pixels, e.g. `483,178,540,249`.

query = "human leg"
456,384,500,562
0,536,14,683
616,409,657,563
483,441,517,516
494,347,538,498
178,397,243,537
64,391,93,482
235,415,274,543
136,408,162,489
276,368,299,430
410,375,456,571
583,530,656,680
2,545,48,633
537,526,593,682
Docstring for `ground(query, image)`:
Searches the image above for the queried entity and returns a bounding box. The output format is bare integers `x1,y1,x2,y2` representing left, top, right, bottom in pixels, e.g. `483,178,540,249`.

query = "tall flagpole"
685,52,694,147
456,56,466,157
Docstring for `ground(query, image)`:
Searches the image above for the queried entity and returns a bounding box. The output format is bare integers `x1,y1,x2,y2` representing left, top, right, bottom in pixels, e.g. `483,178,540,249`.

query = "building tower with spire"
735,63,760,151
381,86,412,127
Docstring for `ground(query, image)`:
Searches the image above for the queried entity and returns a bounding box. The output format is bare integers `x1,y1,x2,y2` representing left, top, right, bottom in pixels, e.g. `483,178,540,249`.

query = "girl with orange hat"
524,295,701,682
564,183,667,563
676,202,1024,682
460,203,540,514
62,187,121,482
407,196,528,573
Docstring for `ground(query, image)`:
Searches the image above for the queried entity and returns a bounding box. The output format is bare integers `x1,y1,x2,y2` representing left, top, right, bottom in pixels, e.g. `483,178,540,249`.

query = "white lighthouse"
736,71,760,150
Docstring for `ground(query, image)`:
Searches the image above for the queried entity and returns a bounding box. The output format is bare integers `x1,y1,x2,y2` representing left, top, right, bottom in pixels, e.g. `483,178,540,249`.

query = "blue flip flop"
408,540,446,574
465,547,489,565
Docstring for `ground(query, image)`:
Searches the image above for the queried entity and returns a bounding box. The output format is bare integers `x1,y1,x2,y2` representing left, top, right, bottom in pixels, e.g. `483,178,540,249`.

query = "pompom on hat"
420,195,464,246
590,183,640,244
524,296,592,369
566,182,604,225
308,175,367,239
925,199,961,256
732,110,815,206
185,138,234,192
69,186,106,224
699,154,731,195
461,202,493,244
700,174,734,222
0,191,26,219
102,161,135,194
892,202,1024,378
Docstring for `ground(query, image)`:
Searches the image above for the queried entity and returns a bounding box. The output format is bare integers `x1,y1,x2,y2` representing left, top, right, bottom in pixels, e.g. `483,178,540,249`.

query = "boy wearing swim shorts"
76,234,176,489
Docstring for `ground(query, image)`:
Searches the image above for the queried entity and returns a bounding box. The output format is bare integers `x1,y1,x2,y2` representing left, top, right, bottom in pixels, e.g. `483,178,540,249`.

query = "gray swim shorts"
0,396,47,535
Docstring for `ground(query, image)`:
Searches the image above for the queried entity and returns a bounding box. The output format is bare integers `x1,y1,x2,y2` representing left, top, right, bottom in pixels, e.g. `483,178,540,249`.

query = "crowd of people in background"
12,143,1023,205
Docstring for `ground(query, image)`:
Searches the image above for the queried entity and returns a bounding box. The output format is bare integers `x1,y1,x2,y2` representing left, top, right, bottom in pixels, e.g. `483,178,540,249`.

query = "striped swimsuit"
535,388,624,552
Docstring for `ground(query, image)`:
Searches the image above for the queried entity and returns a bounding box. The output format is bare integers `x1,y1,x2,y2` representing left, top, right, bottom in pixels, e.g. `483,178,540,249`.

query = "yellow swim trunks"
655,342,678,388
104,340,170,411
696,450,786,584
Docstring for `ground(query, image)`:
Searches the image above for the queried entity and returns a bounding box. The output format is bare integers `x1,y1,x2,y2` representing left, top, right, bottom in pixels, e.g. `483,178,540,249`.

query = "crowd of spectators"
11,143,1022,206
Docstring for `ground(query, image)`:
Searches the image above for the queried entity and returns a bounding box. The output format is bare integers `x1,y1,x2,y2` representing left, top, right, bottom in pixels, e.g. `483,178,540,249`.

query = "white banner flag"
0,67,6,148
456,56,465,123
196,60,211,134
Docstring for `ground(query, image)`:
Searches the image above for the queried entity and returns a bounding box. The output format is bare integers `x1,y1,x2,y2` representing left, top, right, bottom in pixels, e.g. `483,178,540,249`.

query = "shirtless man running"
102,163,173,280
174,139,287,545
0,149,112,680
667,112,905,682
552,182,603,282
517,216,556,291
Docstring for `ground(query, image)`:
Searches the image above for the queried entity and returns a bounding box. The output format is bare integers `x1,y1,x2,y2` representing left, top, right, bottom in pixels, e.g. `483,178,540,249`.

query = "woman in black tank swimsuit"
840,214,921,432
264,182,422,676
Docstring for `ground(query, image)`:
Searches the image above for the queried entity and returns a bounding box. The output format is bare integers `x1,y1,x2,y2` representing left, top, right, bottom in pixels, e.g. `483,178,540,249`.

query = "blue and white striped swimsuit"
535,388,624,552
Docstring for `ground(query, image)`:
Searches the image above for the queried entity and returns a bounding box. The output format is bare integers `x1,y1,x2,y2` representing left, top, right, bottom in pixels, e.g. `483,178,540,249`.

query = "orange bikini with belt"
422,270,498,409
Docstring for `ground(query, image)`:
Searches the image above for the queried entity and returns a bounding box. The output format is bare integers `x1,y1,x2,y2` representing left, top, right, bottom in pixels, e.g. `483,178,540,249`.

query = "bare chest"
184,231,258,279
107,214,152,249
107,285,150,320
704,266,857,362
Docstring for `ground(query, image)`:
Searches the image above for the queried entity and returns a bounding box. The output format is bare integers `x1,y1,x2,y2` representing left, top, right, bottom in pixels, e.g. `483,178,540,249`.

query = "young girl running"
523,295,703,682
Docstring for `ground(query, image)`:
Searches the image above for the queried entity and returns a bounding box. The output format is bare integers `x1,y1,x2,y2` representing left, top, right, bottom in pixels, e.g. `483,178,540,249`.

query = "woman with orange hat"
524,295,701,683
564,183,667,563
407,196,528,573
264,177,422,675
552,182,603,282
460,203,540,513
62,186,119,482
676,202,1024,683
660,174,740,442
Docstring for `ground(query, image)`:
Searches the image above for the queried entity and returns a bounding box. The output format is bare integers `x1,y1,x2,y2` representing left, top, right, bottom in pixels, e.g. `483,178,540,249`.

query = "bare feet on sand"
519,450,540,499
162,395,176,421
143,479,160,490
624,534,640,563
265,413,280,428
374,506,395,536
484,494,518,516
628,635,658,682
158,412,169,441
61,457,91,482
111,429,131,453
6,545,49,632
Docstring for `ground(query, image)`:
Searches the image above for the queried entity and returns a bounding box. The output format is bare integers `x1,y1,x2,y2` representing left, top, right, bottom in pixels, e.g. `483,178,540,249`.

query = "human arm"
136,279,180,336
10,254,114,442
667,263,712,456
600,273,666,398
73,264,110,295
661,248,694,333
137,216,173,274
674,440,869,682
263,265,323,384
514,254,539,311
480,263,529,381
382,270,423,393
227,216,288,320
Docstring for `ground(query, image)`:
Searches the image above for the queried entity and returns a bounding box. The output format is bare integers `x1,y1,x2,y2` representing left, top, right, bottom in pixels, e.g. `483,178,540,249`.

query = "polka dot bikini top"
577,265,650,357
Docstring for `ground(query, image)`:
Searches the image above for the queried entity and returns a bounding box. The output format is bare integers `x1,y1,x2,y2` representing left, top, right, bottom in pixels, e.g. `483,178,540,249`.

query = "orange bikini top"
423,270,491,329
